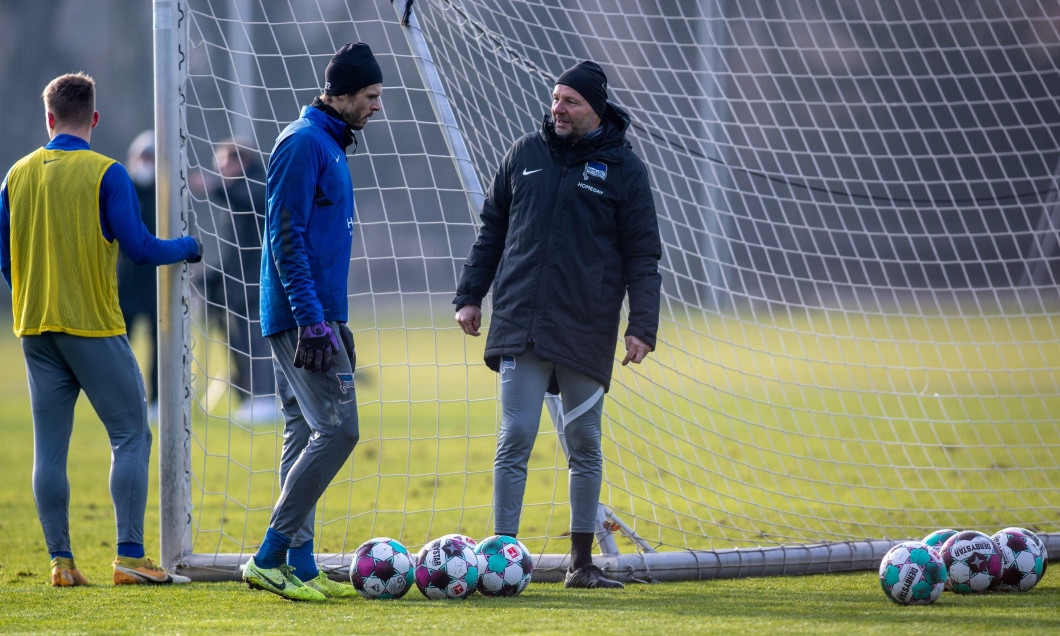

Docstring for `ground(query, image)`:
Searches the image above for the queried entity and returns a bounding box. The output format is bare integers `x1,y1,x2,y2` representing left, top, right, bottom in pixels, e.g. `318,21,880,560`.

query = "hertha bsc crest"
583,160,607,181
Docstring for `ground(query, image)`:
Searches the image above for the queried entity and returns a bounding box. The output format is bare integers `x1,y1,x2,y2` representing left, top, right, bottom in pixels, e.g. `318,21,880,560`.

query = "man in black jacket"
455,60,661,589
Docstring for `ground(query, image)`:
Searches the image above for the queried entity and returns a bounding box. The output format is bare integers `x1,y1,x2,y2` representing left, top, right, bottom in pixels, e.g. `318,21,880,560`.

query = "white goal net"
160,0,1060,581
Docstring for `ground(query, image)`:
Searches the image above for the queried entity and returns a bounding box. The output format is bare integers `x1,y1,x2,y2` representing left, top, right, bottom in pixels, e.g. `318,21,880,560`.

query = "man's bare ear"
91,111,100,128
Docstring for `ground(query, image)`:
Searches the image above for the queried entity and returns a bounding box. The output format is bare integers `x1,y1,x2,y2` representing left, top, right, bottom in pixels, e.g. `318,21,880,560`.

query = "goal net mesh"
177,0,1060,573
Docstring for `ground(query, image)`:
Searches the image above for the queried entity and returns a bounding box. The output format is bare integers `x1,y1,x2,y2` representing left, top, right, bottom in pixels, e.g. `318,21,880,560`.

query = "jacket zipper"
528,161,569,348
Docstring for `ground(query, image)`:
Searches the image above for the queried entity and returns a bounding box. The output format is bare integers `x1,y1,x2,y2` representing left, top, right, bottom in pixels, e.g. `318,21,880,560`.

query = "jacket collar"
306,98,356,150
540,101,632,160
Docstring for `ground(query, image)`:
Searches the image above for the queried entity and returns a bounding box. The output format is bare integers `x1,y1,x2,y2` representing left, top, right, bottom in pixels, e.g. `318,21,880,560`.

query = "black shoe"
564,564,624,589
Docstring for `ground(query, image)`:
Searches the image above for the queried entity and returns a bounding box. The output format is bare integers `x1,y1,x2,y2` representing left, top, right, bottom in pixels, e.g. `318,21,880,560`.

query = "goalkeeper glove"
338,322,356,370
293,321,340,373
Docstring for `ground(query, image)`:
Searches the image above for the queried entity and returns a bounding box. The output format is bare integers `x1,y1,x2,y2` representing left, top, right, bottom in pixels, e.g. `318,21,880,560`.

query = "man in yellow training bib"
0,72,202,587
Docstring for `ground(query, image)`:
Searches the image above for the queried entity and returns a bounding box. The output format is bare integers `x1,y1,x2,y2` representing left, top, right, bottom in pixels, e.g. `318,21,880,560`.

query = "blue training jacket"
260,105,354,337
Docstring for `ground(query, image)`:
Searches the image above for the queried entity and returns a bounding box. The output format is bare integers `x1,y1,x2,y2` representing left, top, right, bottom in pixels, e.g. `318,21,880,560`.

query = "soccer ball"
991,528,1045,592
439,533,478,548
439,533,488,580
923,528,958,550
349,537,415,599
415,536,480,599
940,530,1003,594
923,528,959,589
878,541,947,605
998,526,1048,581
474,535,533,597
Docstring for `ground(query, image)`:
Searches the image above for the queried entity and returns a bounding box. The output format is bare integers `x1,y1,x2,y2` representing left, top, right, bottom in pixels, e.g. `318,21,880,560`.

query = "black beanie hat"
324,42,383,96
556,60,608,118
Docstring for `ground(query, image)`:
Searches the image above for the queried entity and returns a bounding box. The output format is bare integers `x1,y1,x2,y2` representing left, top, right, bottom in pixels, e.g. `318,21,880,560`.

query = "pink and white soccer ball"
438,534,486,574
438,533,478,548
991,528,1046,592
940,530,1003,594
349,537,415,599
998,526,1048,580
414,535,480,600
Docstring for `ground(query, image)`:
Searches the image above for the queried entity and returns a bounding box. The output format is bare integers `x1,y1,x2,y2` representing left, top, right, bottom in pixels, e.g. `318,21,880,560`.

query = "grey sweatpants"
494,351,605,535
22,332,151,555
267,323,359,541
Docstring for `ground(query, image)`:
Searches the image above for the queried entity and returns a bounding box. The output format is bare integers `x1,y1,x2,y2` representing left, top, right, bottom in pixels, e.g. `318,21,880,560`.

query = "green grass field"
1,313,1058,634
182,308,1060,560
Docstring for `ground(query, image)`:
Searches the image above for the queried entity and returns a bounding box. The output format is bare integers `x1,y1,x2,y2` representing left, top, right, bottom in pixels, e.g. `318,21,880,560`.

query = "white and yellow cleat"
51,557,89,587
113,556,192,585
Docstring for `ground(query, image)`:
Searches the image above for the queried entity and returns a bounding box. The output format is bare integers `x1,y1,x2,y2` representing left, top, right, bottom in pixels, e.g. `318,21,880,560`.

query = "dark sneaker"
564,564,624,589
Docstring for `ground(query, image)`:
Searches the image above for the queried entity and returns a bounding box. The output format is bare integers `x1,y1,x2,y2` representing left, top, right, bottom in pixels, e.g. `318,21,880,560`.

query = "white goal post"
156,0,1060,582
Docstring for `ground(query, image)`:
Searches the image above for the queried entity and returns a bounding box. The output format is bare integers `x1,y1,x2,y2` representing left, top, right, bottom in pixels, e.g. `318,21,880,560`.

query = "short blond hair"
42,72,96,128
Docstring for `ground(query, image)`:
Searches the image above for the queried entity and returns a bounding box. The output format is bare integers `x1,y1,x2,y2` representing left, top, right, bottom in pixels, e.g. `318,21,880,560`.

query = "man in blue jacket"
455,61,662,589
241,42,381,602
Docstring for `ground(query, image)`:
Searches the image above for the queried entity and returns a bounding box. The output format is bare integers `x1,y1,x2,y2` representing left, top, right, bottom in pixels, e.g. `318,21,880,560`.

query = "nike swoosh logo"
258,570,286,590
43,159,60,164
522,168,542,176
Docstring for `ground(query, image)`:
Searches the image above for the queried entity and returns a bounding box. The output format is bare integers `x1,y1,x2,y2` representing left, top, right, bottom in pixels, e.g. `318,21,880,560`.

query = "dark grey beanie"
324,42,382,96
556,60,608,118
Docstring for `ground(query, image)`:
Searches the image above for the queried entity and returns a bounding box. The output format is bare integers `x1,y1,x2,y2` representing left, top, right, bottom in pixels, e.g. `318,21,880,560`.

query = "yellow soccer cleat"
304,571,359,598
113,556,192,585
50,557,89,587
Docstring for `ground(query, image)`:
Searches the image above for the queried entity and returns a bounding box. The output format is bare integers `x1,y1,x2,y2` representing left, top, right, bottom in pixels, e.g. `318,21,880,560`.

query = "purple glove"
293,321,340,372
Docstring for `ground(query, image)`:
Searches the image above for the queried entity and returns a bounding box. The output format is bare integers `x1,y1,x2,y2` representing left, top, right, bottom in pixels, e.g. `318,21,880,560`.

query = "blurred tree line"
0,0,154,310
0,0,154,184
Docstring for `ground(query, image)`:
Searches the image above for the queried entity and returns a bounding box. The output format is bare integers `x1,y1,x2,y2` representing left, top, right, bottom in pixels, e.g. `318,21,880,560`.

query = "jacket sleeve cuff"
453,295,481,309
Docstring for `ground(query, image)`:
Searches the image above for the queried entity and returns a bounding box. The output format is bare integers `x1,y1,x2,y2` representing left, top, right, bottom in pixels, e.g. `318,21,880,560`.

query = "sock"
570,532,594,570
50,551,74,560
254,527,292,569
287,539,318,581
117,542,146,559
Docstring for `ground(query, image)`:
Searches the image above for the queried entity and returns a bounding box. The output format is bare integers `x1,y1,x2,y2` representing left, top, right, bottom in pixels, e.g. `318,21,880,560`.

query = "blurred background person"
116,130,159,420
205,138,277,422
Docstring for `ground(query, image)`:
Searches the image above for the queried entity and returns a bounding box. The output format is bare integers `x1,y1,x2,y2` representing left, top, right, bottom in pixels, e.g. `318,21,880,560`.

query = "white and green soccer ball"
922,528,959,590
879,540,947,605
474,535,533,597
923,528,958,550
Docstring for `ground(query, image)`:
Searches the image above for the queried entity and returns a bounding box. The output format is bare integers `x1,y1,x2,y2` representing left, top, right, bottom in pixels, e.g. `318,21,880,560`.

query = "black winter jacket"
454,102,661,391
